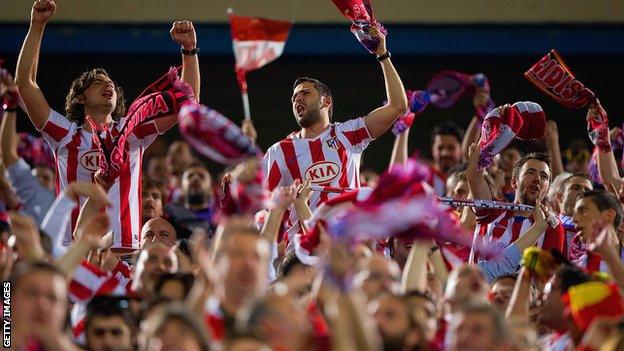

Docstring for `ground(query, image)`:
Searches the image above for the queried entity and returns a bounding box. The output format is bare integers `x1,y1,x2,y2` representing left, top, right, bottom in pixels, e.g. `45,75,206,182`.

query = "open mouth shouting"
295,103,306,116
102,88,114,99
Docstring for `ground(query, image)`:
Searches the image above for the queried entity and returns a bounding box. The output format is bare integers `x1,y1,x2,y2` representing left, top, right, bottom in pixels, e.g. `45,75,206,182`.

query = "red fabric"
229,14,292,42
525,49,596,109
40,120,69,142
306,301,331,351
330,0,376,22
563,282,624,332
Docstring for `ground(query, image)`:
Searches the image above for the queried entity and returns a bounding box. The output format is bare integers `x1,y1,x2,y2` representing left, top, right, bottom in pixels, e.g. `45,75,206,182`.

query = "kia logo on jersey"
80,150,100,172
306,161,340,183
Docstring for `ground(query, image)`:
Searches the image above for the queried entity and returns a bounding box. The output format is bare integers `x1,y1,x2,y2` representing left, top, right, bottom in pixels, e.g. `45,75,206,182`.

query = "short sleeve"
39,109,77,150
335,117,373,153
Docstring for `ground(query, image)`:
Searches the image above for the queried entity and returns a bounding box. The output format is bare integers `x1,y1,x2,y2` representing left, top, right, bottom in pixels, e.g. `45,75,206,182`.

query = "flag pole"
236,68,251,121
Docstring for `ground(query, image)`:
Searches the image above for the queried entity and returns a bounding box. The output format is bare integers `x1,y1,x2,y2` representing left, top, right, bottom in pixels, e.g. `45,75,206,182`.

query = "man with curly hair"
15,0,200,251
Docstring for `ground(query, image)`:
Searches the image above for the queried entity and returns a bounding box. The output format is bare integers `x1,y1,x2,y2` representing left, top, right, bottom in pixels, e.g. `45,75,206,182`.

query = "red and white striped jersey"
40,109,159,250
427,165,447,196
69,260,132,343
264,118,372,239
472,208,565,260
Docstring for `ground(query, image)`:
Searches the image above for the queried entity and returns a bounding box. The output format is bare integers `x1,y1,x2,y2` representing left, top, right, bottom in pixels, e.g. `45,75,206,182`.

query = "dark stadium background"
1,23,623,172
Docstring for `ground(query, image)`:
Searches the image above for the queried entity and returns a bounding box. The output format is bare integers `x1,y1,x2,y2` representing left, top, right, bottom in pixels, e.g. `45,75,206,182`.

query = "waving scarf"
88,67,195,184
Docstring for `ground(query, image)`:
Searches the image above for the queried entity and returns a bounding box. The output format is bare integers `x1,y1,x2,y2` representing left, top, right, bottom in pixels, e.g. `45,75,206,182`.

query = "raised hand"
8,211,44,261
532,199,549,231
241,119,257,143
31,0,56,26
75,212,111,249
65,181,112,207
296,178,312,203
170,20,197,50
270,183,298,210
369,25,387,56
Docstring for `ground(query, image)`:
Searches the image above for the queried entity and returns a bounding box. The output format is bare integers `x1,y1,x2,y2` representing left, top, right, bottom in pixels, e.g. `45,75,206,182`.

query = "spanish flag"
562,281,624,332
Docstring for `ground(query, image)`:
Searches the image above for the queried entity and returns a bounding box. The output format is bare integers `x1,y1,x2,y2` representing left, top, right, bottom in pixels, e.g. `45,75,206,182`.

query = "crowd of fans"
2,1,624,350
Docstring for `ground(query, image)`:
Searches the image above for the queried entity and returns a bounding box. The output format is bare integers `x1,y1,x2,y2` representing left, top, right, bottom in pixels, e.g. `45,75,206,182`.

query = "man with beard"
554,173,592,256
467,147,565,259
166,165,216,238
264,26,408,238
429,122,464,195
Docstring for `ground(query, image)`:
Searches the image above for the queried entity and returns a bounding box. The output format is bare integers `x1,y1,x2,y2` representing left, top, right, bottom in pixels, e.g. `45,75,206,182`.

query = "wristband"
2,90,19,112
376,51,391,62
181,47,199,55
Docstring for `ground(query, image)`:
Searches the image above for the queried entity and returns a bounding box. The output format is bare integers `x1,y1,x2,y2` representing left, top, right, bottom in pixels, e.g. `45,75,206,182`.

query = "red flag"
229,13,292,91
524,49,596,109
330,0,376,22
329,0,386,53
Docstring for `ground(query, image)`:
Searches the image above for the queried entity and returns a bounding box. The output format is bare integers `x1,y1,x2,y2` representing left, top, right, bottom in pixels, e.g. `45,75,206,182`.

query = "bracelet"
376,51,391,62
181,47,199,55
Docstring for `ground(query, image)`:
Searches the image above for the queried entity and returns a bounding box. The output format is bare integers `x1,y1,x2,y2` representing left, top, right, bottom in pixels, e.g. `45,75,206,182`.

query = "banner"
525,49,596,109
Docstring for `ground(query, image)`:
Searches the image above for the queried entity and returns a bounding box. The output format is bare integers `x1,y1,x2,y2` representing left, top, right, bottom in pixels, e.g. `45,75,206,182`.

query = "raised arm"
544,120,564,178
15,0,57,130
400,239,429,294
0,72,20,167
589,102,624,189
389,127,410,168
466,141,494,200
154,21,200,134
364,27,408,139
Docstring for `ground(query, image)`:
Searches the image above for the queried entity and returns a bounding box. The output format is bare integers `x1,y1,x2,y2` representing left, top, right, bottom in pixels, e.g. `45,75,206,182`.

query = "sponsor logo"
305,161,340,184
80,150,100,172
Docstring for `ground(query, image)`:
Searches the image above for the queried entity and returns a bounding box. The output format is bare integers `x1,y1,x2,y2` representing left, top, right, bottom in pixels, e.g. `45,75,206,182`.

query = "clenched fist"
31,0,56,26
170,20,197,50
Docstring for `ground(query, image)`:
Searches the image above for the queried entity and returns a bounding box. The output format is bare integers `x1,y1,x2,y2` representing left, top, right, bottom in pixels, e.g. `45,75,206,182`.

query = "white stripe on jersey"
40,109,157,250
264,117,372,239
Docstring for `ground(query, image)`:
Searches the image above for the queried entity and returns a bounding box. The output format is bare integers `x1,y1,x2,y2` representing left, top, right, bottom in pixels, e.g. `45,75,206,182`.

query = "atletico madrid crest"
326,137,340,150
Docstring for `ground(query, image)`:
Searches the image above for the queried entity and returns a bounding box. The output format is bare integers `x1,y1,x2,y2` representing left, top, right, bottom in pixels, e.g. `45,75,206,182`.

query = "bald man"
141,218,178,247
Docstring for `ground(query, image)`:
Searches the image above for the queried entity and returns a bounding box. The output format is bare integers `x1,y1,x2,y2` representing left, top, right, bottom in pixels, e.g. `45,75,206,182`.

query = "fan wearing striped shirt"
15,0,200,251
264,26,408,242
466,142,565,260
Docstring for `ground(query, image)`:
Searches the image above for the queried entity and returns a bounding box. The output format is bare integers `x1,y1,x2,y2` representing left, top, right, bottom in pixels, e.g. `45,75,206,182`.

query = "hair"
293,77,333,120
430,122,465,144
562,173,592,187
142,177,167,201
405,289,436,306
213,219,264,260
65,68,126,125
146,303,211,351
511,152,551,181
154,272,195,299
455,303,511,342
85,296,134,332
277,250,309,279
556,265,592,293
578,190,624,228
10,261,65,290
547,172,572,204
491,273,518,287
